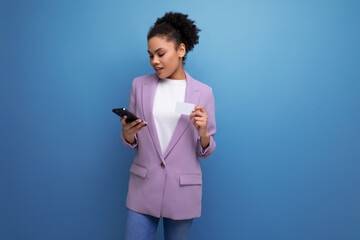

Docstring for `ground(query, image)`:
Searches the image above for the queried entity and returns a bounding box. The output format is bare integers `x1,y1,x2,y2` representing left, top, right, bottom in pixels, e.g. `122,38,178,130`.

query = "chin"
157,72,168,79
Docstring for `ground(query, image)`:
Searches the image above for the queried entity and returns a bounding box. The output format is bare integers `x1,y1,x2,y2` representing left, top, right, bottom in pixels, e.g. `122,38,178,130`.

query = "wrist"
200,131,210,149
123,131,135,144
199,130,210,138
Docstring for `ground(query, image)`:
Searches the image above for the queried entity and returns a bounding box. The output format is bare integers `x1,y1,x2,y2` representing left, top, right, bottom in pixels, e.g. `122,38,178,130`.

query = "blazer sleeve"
121,78,138,149
196,87,216,159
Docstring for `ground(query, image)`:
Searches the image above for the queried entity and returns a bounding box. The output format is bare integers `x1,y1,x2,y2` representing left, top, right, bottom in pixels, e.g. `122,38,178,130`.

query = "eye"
149,55,154,59
159,53,165,57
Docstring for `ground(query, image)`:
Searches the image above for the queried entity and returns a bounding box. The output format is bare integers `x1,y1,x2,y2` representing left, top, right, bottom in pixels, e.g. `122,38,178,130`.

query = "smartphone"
112,108,140,123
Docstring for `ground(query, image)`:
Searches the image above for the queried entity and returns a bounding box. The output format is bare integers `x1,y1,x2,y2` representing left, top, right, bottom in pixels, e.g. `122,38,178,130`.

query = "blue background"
1,0,359,239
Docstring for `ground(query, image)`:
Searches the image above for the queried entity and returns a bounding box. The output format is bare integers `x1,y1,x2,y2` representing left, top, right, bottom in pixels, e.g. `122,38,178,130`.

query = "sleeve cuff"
121,132,138,149
197,135,215,159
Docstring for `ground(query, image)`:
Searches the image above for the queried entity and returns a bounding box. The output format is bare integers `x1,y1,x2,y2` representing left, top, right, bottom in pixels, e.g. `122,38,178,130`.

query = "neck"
167,63,186,80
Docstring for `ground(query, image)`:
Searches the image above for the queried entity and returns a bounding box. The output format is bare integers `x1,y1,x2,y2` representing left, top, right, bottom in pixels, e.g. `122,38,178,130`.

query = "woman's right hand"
121,116,147,144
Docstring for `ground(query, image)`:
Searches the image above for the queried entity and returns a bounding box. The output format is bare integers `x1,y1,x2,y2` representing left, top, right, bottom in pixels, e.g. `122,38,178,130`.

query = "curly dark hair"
147,12,201,64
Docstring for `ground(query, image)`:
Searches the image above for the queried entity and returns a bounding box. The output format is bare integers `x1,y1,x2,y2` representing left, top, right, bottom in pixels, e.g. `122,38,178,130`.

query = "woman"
120,12,216,240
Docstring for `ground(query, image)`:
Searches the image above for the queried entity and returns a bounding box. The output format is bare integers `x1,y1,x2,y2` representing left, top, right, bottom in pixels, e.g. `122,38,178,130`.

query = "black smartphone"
112,108,140,123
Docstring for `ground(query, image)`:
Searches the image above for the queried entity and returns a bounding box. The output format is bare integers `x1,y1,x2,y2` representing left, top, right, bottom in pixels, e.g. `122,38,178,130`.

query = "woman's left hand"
189,105,209,137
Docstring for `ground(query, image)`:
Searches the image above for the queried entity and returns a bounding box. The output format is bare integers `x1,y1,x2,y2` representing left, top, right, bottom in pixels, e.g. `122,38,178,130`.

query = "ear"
177,43,186,58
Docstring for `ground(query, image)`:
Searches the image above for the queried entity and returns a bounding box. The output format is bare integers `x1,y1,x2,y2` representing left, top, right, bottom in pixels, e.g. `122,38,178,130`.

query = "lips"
155,67,163,73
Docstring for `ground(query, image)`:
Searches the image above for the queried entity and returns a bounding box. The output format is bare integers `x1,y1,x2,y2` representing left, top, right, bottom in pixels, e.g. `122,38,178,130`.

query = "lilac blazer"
121,71,216,220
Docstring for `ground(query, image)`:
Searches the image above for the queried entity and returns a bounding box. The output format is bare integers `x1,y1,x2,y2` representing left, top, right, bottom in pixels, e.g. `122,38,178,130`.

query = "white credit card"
175,102,195,115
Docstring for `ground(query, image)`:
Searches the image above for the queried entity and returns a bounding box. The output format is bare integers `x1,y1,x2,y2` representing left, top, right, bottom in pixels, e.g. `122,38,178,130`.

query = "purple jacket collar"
142,71,200,160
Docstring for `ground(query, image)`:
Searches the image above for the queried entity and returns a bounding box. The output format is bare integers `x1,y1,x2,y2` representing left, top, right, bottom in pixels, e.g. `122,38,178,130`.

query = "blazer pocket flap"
129,164,147,178
180,174,202,186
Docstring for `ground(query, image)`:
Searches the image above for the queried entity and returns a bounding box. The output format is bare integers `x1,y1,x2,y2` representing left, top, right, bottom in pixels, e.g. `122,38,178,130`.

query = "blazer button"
160,163,165,169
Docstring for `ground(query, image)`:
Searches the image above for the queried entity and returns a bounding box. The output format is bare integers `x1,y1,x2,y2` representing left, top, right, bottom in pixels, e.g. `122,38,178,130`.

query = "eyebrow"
147,48,165,55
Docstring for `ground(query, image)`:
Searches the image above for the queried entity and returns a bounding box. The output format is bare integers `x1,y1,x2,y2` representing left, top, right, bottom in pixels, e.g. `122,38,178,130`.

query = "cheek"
164,54,179,67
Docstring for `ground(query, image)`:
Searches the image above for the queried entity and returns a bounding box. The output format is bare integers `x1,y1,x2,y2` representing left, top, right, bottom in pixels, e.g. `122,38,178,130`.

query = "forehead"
148,36,175,51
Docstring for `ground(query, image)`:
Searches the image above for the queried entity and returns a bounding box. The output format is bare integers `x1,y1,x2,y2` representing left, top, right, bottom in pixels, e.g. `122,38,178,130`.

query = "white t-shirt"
153,78,186,155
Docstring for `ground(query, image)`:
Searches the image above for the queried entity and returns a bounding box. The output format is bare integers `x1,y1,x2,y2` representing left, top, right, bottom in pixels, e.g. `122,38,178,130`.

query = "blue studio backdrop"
1,0,359,239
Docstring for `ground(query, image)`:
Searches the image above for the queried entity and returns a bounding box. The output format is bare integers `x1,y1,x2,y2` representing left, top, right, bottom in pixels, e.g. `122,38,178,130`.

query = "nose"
152,55,160,65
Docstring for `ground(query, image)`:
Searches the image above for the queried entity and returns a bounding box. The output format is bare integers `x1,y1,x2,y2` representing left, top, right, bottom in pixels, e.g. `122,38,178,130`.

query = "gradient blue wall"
1,0,359,239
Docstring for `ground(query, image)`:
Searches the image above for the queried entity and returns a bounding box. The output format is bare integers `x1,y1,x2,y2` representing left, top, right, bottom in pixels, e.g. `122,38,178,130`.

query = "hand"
189,105,209,138
120,116,147,144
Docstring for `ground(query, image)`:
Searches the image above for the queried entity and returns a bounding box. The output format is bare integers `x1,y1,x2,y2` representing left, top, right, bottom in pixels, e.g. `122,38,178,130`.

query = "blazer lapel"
142,75,164,161
163,71,200,159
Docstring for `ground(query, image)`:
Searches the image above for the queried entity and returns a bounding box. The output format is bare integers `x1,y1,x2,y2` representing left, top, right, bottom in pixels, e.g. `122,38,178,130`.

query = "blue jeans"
123,208,193,240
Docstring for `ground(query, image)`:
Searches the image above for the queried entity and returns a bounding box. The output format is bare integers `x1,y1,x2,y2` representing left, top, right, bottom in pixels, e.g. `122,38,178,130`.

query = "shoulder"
192,78,212,90
131,73,158,86
188,74,213,96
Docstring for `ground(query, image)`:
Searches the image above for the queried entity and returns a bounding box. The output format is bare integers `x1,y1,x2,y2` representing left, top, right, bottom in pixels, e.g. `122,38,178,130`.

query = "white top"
153,78,186,155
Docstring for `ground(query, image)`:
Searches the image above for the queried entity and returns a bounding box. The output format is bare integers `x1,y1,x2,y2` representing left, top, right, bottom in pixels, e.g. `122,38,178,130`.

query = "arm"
120,79,139,149
196,88,216,159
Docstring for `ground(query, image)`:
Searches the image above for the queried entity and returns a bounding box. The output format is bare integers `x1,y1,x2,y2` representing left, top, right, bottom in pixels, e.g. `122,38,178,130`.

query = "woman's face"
148,36,185,79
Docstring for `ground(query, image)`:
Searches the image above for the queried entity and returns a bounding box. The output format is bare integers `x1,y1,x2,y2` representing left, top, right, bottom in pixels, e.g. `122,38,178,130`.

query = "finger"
131,119,147,129
189,110,205,119
189,112,194,120
120,116,127,125
123,119,141,131
193,118,198,126
194,119,206,125
129,119,143,128
121,116,134,126
197,121,207,126
194,121,207,129
194,105,206,113
133,121,147,133
191,111,205,117
194,116,205,121
189,112,195,119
